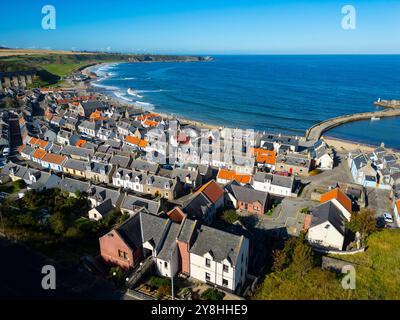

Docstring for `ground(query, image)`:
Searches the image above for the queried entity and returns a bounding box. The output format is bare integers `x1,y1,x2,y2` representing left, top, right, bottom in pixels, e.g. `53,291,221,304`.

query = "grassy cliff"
0,51,209,86
253,229,400,300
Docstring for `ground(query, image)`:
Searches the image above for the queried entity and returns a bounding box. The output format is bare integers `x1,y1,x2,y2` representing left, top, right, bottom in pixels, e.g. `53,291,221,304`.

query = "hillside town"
1,76,400,300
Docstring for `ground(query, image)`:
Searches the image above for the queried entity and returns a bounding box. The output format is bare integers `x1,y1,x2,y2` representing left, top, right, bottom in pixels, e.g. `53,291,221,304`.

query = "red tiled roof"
167,207,186,223
32,148,47,160
252,148,277,165
197,180,224,204
320,188,352,213
42,153,67,165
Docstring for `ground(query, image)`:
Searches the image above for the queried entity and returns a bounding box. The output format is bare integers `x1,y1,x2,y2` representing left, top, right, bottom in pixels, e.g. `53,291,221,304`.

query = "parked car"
376,216,386,228
383,212,394,224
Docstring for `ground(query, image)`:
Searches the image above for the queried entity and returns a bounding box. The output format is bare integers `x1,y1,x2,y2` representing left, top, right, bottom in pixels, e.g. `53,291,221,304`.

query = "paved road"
300,152,354,199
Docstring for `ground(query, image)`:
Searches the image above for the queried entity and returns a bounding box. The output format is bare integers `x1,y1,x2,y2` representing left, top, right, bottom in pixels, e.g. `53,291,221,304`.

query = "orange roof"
32,148,47,160
396,199,400,214
217,169,252,184
18,117,26,126
125,135,148,148
143,119,158,127
41,153,67,165
71,101,81,106
320,188,352,213
197,180,225,204
75,139,86,147
252,148,276,165
136,113,160,121
167,207,186,223
90,110,102,120
17,144,26,153
28,137,48,149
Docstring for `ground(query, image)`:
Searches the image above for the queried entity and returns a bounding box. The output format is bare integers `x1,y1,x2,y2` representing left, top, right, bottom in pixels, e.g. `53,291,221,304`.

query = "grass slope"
254,229,400,300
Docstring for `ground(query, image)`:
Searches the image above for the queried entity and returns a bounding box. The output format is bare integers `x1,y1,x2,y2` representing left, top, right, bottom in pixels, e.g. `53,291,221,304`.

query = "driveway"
300,152,354,200
244,198,315,236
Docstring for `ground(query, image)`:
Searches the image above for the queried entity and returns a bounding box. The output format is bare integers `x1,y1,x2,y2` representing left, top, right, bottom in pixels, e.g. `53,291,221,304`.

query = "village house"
225,181,269,214
99,212,143,269
40,152,67,172
276,153,311,176
306,201,347,251
57,176,90,197
119,192,162,217
216,168,252,185
252,172,297,197
183,180,224,224
305,188,353,250
78,120,100,137
85,162,114,184
187,222,249,293
63,158,87,178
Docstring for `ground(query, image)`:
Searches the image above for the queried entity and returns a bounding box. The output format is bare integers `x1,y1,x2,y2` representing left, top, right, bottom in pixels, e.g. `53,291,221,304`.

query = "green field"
254,229,400,300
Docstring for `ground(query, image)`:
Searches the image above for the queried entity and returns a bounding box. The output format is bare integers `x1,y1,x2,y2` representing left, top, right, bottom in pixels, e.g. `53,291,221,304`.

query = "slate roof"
157,222,181,261
352,153,369,170
226,181,268,207
63,158,87,172
310,201,346,236
130,159,159,174
57,177,89,194
140,212,170,249
183,193,213,219
177,218,197,243
190,224,244,266
93,199,114,217
87,185,122,206
253,172,294,189
120,193,161,215
110,154,131,168
116,213,143,251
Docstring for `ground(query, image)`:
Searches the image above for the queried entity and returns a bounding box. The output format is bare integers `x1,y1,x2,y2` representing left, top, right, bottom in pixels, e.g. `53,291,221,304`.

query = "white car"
383,213,394,224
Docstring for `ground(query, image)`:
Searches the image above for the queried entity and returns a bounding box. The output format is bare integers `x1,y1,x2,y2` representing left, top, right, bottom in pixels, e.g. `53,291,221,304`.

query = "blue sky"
1,0,400,54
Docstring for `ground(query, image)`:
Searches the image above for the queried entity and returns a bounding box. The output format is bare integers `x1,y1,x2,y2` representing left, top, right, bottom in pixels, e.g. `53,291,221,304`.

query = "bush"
309,169,322,176
222,209,241,224
201,288,225,300
149,276,171,289
300,207,309,214
157,284,172,298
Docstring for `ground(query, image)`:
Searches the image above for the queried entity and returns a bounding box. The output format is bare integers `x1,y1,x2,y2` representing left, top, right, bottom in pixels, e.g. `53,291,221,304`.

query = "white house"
189,225,249,293
306,201,346,250
252,172,296,197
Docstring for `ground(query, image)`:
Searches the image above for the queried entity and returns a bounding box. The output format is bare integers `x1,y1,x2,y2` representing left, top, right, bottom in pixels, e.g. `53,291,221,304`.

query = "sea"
89,55,400,149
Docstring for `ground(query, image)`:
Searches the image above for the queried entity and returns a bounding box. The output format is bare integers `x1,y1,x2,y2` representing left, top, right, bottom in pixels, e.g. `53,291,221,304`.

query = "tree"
347,208,376,245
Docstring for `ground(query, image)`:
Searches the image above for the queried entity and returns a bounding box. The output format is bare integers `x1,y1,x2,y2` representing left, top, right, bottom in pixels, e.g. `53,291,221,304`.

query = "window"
223,264,229,272
118,250,128,260
164,261,168,268
205,258,211,267
205,272,210,281
222,279,228,287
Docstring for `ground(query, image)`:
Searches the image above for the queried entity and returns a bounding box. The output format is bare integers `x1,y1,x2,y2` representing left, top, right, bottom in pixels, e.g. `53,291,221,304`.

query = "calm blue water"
91,55,400,149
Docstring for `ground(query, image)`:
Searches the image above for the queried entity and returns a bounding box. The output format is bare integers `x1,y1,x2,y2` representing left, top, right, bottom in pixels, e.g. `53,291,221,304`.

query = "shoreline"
79,62,395,152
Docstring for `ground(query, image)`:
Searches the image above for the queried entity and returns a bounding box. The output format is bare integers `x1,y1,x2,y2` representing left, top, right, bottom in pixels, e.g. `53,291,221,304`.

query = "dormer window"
147,177,153,185
205,258,211,268
164,182,170,189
